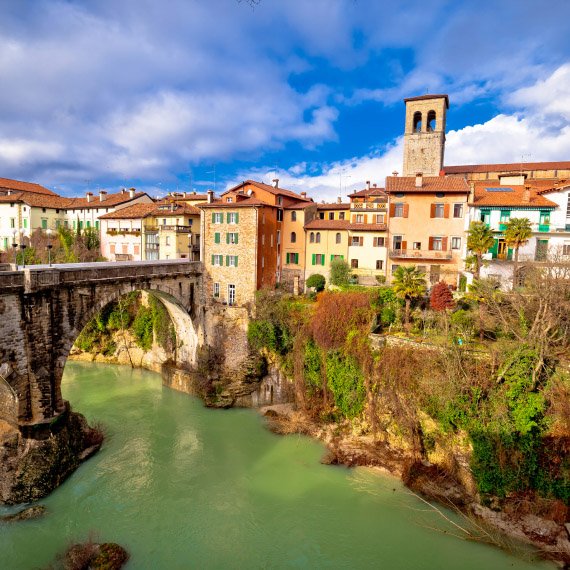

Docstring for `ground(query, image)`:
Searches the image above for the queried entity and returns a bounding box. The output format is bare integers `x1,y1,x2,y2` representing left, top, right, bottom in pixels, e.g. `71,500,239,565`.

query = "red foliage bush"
430,281,455,311
309,291,374,350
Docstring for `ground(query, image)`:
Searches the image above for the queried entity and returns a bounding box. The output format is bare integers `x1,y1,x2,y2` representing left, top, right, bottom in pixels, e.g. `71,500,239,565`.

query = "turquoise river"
0,362,554,569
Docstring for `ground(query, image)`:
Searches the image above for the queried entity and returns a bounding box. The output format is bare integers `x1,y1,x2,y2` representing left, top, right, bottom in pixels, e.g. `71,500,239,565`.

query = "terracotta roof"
537,181,570,195
316,202,350,210
305,219,351,231
200,197,273,209
444,161,570,175
0,177,57,196
404,94,449,109
152,202,200,216
66,191,149,209
0,191,71,209
283,200,316,210
471,184,557,208
168,193,209,200
386,176,469,193
349,223,388,232
348,187,387,198
223,180,311,202
98,203,158,220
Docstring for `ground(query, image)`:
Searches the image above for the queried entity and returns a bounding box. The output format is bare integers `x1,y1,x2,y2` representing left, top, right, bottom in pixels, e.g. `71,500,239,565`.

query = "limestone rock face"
0,409,102,505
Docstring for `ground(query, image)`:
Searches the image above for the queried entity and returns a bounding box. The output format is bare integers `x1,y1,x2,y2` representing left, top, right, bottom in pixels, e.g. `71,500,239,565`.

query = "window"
10,218,15,228
227,212,238,224
291,211,297,222
227,232,238,244
451,237,461,250
563,242,570,256
339,212,345,220
277,209,283,222
351,236,363,247
212,254,223,266
316,232,321,244
355,214,364,223
23,219,28,229
312,254,325,266
453,203,463,218
431,237,443,251
286,253,299,264
375,214,385,224
319,212,325,219
351,259,358,269
226,197,233,203
228,284,236,306
134,245,140,256
328,212,334,220
165,236,170,246
413,111,422,132
277,230,281,244
277,196,283,206
392,264,400,273
480,210,491,225
213,213,223,224
310,232,315,243
291,231,297,243
41,219,48,229
86,221,91,228
376,260,383,270
427,110,436,132
393,235,403,250
434,203,445,218
373,237,385,247
336,232,341,244
566,194,570,219
500,210,510,223
213,283,220,298
413,241,421,250
227,255,238,267
42,208,46,213
394,203,404,217
95,221,99,230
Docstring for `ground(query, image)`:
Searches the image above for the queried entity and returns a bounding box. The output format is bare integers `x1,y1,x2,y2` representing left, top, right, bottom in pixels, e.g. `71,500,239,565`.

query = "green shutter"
226,255,229,266
341,255,344,260
295,253,299,264
235,234,239,244
226,233,229,244
235,256,238,267
235,212,239,224
95,221,99,229
312,254,316,266
215,232,220,244
219,256,223,266
286,253,290,264
321,255,325,266
226,213,230,223
330,254,334,261
211,255,215,265
211,213,215,223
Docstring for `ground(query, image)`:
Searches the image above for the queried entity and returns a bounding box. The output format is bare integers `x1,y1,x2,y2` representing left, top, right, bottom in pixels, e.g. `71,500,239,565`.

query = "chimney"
99,190,107,202
522,185,531,203
207,190,214,204
337,196,342,204
366,180,371,190
392,171,399,177
415,172,423,188
86,191,93,203
272,178,279,188
192,190,196,195
121,188,127,195
373,183,377,188
129,187,136,199
300,191,307,198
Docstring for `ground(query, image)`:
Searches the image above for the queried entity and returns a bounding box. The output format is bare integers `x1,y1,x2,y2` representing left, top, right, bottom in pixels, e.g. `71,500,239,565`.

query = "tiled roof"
536,181,570,195
223,180,311,202
348,187,387,198
0,191,71,209
152,202,200,216
98,203,158,219
386,176,469,193
316,202,350,210
471,183,557,208
0,177,57,196
305,219,351,231
349,223,388,232
283,200,316,210
200,197,273,209
404,94,449,108
444,161,570,174
168,193,209,200
66,191,149,209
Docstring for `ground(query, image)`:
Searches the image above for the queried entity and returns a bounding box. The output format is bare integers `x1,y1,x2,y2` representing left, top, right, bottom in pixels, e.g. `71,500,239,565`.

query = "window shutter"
295,253,299,264
286,253,290,264
235,256,238,267
321,255,325,266
430,204,436,218
226,255,230,266
363,214,368,224
215,232,220,244
359,236,363,246
226,233,229,244
444,204,450,218
373,237,377,247
211,255,215,265
403,204,409,218
235,212,239,223
389,203,395,217
428,237,434,250
235,234,239,244
442,237,448,251
211,213,215,223
402,240,407,250
312,254,316,265
330,254,334,261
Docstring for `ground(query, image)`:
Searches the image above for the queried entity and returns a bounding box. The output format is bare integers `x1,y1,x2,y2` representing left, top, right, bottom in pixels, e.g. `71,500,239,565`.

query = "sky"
1,0,570,202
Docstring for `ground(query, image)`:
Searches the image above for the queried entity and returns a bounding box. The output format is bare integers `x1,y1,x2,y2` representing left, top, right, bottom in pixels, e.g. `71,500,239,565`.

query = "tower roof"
404,94,449,109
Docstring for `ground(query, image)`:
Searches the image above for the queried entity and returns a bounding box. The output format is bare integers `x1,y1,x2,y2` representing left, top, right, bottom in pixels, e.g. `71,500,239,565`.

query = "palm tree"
392,266,427,329
466,221,495,279
504,218,532,289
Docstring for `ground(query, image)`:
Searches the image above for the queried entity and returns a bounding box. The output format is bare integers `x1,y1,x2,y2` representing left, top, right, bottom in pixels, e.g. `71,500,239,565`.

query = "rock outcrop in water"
0,406,102,505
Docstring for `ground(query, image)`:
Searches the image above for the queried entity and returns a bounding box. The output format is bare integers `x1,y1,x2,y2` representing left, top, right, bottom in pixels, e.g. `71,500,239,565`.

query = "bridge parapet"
0,272,25,291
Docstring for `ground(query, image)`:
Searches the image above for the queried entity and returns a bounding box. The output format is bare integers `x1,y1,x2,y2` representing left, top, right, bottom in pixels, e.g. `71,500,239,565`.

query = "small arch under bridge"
0,260,205,434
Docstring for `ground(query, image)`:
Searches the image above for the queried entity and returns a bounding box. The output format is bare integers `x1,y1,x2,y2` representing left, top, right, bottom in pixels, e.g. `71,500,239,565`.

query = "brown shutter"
403,204,409,218
428,237,434,250
430,204,436,218
373,237,378,247
389,203,395,217
359,236,364,246
442,237,448,251
363,214,368,224
401,240,407,251
444,204,450,218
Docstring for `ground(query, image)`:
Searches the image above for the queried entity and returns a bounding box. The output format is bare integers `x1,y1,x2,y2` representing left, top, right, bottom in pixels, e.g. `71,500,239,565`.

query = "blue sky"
1,0,569,201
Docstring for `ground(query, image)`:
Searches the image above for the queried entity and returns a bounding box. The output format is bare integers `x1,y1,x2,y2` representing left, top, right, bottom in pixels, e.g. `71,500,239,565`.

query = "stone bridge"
0,260,204,435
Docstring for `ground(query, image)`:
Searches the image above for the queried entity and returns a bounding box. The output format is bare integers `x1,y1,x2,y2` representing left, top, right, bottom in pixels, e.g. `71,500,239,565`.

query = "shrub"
306,273,326,292
247,320,277,352
303,339,322,392
132,306,153,350
326,351,366,419
429,281,455,311
380,305,396,326
330,259,351,287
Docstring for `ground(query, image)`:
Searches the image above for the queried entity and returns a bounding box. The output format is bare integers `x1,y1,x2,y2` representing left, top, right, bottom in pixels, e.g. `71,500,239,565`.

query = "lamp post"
11,230,17,266
46,228,53,267
19,229,27,269
188,232,192,262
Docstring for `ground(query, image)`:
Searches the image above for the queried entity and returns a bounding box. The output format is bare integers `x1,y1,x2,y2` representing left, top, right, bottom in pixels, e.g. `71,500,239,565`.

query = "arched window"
291,231,296,243
316,232,321,244
291,211,297,222
336,232,341,244
427,110,436,132
413,111,422,133
310,232,315,243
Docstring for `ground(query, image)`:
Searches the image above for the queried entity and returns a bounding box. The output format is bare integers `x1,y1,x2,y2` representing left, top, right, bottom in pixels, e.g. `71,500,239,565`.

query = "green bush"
303,339,322,392
380,305,396,326
306,273,325,292
132,306,153,350
247,320,277,352
330,259,351,287
326,351,366,419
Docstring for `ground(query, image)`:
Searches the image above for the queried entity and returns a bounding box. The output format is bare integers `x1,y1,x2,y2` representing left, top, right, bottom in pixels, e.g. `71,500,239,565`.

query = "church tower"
402,94,448,177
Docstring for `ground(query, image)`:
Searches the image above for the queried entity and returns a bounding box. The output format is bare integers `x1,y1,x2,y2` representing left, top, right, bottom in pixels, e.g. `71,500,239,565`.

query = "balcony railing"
160,225,192,233
351,202,387,210
106,228,141,236
389,249,453,260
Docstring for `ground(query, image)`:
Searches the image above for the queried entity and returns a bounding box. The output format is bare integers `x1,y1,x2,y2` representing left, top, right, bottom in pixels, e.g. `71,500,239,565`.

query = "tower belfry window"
427,110,436,132
413,111,422,132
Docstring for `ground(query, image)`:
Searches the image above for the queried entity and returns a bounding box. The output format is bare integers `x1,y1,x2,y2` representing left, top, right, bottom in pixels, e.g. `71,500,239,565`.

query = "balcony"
389,249,453,260
160,225,192,233
106,228,141,236
351,202,387,210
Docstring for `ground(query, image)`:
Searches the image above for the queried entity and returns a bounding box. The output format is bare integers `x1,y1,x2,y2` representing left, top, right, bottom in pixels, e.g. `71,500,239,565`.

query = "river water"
0,362,552,569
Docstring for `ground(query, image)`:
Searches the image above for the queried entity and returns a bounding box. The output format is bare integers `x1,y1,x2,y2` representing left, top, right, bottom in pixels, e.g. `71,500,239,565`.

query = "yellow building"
304,219,350,282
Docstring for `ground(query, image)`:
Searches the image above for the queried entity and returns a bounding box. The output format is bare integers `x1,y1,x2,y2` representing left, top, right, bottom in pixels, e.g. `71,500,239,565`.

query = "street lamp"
11,230,17,266
19,229,27,269
46,228,53,267
187,232,192,262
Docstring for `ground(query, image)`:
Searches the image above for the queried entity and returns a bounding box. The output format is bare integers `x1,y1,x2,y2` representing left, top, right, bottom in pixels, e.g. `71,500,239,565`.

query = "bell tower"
402,94,448,177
